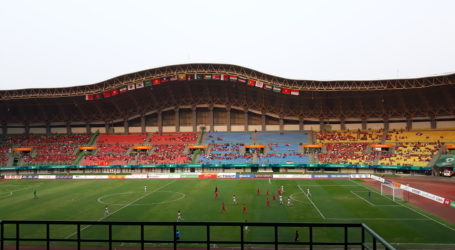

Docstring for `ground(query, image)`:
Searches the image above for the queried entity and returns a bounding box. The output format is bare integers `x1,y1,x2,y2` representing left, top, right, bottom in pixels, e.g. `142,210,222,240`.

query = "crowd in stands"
257,153,308,164
386,129,455,143
199,153,253,164
317,152,377,165
34,145,77,155
325,143,369,153
378,142,440,167
83,154,135,165
210,143,243,154
317,129,384,142
267,143,300,153
2,134,91,146
136,144,190,164
22,155,77,165
150,132,198,144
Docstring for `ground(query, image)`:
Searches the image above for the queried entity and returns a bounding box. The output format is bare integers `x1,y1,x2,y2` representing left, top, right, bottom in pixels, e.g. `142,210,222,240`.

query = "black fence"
0,220,395,250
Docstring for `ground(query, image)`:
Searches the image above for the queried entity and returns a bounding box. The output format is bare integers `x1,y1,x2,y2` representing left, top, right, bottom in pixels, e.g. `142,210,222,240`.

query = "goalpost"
380,183,404,201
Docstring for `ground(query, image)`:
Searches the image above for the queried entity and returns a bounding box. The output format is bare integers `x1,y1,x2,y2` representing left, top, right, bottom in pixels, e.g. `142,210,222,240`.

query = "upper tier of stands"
317,130,384,143
256,132,308,144
204,132,253,144
97,134,148,144
386,130,455,143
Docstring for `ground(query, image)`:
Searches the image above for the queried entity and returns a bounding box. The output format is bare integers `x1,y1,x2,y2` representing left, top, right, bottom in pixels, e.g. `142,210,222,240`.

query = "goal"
380,183,404,201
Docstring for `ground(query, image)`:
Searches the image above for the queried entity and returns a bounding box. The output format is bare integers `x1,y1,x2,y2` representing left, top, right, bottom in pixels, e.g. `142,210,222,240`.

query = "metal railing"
0,220,395,250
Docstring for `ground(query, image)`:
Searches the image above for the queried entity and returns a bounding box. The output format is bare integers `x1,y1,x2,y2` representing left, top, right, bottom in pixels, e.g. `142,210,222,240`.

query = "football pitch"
0,178,454,249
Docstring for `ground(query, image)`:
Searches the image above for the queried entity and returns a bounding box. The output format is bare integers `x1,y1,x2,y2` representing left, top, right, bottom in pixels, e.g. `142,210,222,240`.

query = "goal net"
380,183,404,201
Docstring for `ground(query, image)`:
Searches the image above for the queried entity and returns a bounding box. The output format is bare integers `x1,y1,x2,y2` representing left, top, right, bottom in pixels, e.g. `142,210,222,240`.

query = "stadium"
0,63,455,249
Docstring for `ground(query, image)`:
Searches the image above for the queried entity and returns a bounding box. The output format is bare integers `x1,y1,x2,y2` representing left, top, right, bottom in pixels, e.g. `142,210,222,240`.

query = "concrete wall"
265,125,279,131
283,125,299,131
413,121,431,129
29,128,46,134
389,122,406,130
367,123,384,129
180,126,193,132
163,126,176,132
129,127,142,133
345,123,362,130
248,125,262,131
214,125,227,132
231,125,244,131
438,121,455,129
72,127,87,134
50,127,67,134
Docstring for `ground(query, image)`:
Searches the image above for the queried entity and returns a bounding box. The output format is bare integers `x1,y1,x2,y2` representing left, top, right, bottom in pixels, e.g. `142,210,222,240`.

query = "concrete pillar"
192,106,197,132
430,116,437,129
384,117,389,131
24,122,30,135
226,107,231,132
361,118,367,130
2,122,7,135
124,118,129,133
340,118,346,131
46,122,51,135
85,123,91,134
319,119,324,131
299,117,304,131
244,108,249,131
105,121,110,134
157,110,163,133
141,115,146,133
175,108,180,132
261,113,266,131
66,121,72,134
209,106,214,132
406,117,412,130
279,116,284,131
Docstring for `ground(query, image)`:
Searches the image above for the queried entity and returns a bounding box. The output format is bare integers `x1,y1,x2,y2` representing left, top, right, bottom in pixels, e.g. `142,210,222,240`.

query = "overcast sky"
0,0,454,90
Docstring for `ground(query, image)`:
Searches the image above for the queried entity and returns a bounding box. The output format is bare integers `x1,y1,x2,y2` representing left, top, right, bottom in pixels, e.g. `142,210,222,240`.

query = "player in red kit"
266,198,270,207
257,188,260,195
242,204,247,214
272,194,276,201
221,202,226,213
266,188,269,196
278,187,282,196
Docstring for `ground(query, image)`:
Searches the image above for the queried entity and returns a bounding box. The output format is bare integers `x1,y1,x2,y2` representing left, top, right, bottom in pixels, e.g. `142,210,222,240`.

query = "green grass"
0,178,454,249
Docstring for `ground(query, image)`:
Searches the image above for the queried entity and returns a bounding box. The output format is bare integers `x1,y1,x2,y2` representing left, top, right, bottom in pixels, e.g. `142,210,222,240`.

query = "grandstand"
1,64,455,250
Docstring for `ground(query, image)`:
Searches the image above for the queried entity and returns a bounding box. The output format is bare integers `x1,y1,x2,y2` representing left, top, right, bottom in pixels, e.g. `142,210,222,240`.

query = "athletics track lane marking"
64,180,177,239
349,179,455,232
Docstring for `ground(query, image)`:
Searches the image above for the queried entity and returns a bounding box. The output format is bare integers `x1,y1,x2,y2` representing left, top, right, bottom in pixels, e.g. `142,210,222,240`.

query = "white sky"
0,0,454,90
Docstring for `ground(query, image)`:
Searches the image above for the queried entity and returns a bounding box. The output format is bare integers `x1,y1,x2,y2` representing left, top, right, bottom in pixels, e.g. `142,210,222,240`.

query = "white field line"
297,185,326,219
350,191,375,206
300,184,359,187
64,180,177,239
350,179,455,232
327,218,429,221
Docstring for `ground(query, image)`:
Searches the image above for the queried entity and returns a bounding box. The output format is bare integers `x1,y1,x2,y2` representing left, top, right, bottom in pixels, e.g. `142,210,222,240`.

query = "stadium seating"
378,142,439,167
257,153,309,164
267,143,300,153
136,144,190,164
256,132,308,143
386,129,455,143
199,153,253,164
97,134,148,144
204,132,253,144
150,132,198,144
317,152,377,165
317,130,384,143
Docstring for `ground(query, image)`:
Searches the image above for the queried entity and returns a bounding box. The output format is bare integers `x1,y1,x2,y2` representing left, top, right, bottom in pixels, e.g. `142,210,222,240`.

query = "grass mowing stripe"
350,191,375,206
297,184,325,219
64,180,176,239
349,179,455,232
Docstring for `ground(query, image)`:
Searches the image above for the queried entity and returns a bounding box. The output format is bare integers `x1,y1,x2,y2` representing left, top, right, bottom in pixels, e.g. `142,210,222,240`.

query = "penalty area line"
297,185,326,219
349,179,455,232
64,180,177,239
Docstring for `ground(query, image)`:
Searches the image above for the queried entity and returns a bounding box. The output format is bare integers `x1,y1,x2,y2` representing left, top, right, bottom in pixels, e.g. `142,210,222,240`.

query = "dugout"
245,144,265,154
188,145,208,154
303,144,322,153
370,144,393,153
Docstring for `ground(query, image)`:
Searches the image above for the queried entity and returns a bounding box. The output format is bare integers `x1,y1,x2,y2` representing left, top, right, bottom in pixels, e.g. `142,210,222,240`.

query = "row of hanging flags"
85,73,301,101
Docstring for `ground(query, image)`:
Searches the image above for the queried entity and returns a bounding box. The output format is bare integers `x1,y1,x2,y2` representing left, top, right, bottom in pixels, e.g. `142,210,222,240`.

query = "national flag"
161,77,170,83
444,199,451,206
291,89,300,96
170,75,178,81
143,80,152,87
152,79,161,85
196,74,204,80
136,82,144,89
255,81,264,88
128,83,136,91
111,89,119,96
178,74,186,80
281,88,291,94
247,80,256,86
103,91,111,98
212,74,221,80
85,94,94,101
204,74,212,80
120,87,128,93
221,74,229,81
273,86,281,93
187,74,194,81
264,84,272,90
285,161,294,164
94,94,102,100
230,75,238,81
238,77,246,83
